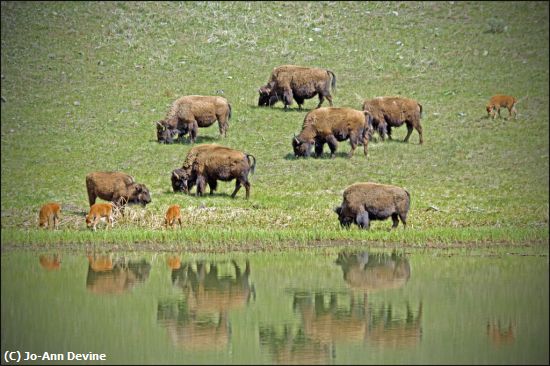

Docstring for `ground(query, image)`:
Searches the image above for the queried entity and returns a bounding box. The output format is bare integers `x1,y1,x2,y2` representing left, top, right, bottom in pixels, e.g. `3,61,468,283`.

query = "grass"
1,1,548,250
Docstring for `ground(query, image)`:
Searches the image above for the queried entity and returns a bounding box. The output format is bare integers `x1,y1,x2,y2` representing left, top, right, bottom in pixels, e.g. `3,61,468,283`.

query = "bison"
258,64,336,110
362,96,423,144
171,144,256,199
486,94,517,119
334,182,410,229
292,107,370,159
164,204,182,229
38,202,61,230
156,95,232,144
86,203,114,231
85,171,152,213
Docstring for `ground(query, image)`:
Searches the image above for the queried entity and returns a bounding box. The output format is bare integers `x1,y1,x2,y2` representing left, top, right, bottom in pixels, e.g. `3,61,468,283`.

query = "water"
1,248,548,364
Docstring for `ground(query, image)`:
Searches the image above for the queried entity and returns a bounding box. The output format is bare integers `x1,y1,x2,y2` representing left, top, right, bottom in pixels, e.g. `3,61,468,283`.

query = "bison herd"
37,64,518,231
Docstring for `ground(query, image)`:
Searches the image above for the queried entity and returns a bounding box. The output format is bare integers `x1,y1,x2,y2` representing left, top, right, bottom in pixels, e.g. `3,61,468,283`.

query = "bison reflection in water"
39,254,61,271
157,260,254,350
86,254,151,295
487,320,516,347
335,251,411,292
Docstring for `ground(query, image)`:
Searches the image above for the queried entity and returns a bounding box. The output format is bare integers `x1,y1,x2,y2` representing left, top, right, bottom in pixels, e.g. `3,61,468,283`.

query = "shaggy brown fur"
157,95,232,143
171,144,256,199
165,204,182,229
292,107,370,159
85,171,151,211
38,202,61,229
86,203,114,231
258,65,336,110
362,96,423,144
486,94,517,119
334,182,410,229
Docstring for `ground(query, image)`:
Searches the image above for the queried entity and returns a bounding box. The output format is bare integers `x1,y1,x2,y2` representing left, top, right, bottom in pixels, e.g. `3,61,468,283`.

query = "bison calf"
292,107,370,159
165,204,183,229
334,182,410,230
38,202,61,229
171,144,256,199
362,96,423,144
86,203,114,231
486,94,517,119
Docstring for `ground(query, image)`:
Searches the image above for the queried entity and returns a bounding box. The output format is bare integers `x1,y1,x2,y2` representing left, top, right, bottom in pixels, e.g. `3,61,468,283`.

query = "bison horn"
157,121,165,131
293,134,300,144
173,171,180,180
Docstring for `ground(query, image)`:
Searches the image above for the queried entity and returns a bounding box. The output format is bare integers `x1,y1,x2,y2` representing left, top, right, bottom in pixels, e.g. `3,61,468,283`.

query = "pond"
1,247,548,364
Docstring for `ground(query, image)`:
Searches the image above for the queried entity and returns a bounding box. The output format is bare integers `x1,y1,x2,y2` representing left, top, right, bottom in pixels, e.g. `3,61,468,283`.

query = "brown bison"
334,182,410,229
486,94,517,119
171,144,256,199
164,204,182,229
85,171,152,212
38,202,61,229
86,203,114,231
292,107,370,158
362,96,423,144
258,64,336,110
156,95,232,144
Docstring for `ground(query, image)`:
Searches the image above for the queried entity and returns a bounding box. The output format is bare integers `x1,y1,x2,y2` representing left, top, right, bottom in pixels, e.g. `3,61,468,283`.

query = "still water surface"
1,248,548,364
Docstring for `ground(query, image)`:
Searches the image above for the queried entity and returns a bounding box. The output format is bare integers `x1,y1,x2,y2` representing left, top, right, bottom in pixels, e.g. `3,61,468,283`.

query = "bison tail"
418,103,423,118
246,154,257,175
228,103,232,120
328,70,336,91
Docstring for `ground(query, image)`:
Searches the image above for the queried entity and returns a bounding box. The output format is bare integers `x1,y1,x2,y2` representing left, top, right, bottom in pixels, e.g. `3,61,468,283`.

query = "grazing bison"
38,202,61,229
258,64,336,110
171,144,256,199
85,171,151,212
362,96,423,144
334,182,410,229
156,95,232,144
86,203,114,231
486,94,517,119
292,107,370,159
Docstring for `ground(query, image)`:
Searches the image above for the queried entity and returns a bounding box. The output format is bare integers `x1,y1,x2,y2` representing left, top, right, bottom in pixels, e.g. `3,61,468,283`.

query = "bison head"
128,183,152,207
292,135,313,157
171,168,188,193
157,121,181,144
258,85,273,106
334,205,354,228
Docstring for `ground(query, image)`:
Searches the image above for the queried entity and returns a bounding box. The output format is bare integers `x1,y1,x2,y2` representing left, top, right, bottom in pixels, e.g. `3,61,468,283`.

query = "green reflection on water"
1,248,548,364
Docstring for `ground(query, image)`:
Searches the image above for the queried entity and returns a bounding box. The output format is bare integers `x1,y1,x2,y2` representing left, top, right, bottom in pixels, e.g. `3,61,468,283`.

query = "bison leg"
208,179,218,195
53,214,59,230
196,175,206,196
391,213,400,228
399,212,407,229
231,179,242,199
88,191,97,207
404,124,414,143
314,140,325,157
326,135,338,158
178,217,182,228
348,132,359,158
188,121,199,143
416,124,423,144
356,211,370,229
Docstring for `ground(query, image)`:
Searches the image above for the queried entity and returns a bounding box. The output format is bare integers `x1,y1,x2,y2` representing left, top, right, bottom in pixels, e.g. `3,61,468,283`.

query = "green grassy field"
1,1,548,249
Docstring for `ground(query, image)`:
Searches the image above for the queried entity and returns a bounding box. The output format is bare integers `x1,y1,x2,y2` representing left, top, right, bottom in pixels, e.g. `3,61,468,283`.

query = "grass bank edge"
1,227,547,250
